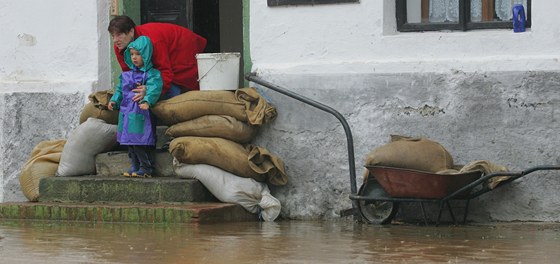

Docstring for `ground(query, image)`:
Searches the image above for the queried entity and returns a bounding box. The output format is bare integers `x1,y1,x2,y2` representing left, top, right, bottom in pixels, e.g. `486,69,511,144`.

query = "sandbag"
19,139,66,201
365,135,454,173
173,160,281,222
79,90,119,125
169,136,288,185
152,90,247,125
247,145,288,186
170,136,263,181
165,115,258,144
57,118,118,176
235,88,277,125
439,160,509,189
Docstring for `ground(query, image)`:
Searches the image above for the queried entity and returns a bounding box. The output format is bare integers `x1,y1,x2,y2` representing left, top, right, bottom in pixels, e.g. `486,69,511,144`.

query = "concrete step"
96,150,176,177
0,202,257,224
38,176,216,204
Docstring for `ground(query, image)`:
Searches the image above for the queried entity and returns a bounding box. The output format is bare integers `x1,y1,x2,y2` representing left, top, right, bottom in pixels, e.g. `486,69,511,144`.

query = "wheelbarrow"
245,73,560,225
350,165,560,225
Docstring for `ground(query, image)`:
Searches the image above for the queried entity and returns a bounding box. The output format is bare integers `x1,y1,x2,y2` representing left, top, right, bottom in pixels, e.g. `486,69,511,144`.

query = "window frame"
268,0,359,7
396,0,532,32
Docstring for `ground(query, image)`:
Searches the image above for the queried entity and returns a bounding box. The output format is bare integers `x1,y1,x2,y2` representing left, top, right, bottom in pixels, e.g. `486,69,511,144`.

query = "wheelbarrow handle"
520,165,560,175
444,165,560,201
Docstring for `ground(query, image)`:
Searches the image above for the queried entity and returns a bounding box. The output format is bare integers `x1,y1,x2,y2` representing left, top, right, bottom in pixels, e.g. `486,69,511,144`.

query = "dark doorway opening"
140,0,244,86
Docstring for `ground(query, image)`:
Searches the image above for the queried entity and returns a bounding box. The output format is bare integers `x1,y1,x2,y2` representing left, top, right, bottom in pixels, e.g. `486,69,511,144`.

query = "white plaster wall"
0,0,111,201
250,0,560,74
249,0,560,222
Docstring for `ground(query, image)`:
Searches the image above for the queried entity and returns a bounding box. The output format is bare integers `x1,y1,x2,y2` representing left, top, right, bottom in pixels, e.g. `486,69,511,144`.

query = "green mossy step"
0,202,257,224
39,176,216,204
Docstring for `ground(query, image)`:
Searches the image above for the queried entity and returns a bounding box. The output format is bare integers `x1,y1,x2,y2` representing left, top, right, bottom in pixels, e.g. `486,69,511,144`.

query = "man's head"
108,16,136,51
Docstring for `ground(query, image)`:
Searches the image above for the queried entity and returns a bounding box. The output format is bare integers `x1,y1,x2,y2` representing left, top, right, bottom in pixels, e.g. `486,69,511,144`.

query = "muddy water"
0,220,559,264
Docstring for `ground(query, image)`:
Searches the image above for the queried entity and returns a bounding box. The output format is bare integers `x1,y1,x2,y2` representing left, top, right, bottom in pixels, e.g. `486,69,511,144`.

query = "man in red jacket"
108,15,207,101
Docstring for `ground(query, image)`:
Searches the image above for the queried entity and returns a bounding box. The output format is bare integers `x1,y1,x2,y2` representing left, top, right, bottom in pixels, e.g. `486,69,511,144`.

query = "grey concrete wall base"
96,150,175,177
1,92,85,203
253,71,560,222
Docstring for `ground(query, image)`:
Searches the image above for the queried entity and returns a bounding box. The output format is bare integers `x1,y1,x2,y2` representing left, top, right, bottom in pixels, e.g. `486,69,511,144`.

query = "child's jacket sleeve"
110,75,124,110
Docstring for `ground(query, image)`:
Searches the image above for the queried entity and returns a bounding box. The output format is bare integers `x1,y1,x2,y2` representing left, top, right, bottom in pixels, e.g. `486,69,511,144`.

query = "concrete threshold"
0,202,258,224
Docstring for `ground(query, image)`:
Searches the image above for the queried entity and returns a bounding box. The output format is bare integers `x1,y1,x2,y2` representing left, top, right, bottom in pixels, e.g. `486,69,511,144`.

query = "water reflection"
0,220,559,263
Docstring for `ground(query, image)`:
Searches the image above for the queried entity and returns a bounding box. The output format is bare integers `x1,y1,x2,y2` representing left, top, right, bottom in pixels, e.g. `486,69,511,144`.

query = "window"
268,0,359,7
396,0,531,32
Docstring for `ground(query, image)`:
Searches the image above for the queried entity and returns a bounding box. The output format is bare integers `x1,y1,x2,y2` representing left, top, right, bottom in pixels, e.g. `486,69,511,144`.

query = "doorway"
139,0,244,87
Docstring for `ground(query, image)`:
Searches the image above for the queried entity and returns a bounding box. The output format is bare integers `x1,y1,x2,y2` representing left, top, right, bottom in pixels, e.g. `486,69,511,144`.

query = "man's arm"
150,42,173,95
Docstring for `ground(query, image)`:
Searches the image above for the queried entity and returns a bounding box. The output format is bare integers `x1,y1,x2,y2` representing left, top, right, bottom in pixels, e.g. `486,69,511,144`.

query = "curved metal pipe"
245,73,359,215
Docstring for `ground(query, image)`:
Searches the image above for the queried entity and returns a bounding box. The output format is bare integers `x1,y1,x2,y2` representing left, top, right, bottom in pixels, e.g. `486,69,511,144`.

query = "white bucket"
196,52,240,90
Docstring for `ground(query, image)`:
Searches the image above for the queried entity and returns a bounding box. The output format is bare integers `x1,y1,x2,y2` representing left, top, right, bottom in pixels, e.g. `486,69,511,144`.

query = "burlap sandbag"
79,90,119,125
152,90,247,125
247,146,288,186
19,139,66,201
438,160,509,189
170,137,288,185
165,115,258,144
235,88,277,125
365,135,454,173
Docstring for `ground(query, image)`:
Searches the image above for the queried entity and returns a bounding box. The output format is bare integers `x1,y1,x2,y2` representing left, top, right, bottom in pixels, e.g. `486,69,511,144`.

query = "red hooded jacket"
114,23,207,94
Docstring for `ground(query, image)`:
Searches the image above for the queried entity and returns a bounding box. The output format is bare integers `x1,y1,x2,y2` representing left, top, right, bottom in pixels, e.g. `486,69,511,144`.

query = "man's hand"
132,84,147,102
108,101,116,111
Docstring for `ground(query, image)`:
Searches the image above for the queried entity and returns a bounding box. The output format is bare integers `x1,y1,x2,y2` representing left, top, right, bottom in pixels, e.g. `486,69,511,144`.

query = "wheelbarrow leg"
446,201,457,225
420,202,429,226
436,203,444,226
463,200,470,224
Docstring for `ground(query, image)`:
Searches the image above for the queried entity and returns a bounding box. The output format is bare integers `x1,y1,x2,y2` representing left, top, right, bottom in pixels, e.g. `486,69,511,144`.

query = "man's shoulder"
138,22,183,31
137,23,193,37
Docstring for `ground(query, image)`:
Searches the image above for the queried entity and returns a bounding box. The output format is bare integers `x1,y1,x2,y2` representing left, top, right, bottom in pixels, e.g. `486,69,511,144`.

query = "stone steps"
0,131,260,224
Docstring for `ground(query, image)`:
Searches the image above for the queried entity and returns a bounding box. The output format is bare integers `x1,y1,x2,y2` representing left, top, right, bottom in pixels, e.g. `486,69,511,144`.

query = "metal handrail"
245,73,359,216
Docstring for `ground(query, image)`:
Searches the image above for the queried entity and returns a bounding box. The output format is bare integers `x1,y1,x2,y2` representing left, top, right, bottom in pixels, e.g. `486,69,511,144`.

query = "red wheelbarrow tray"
365,166,482,199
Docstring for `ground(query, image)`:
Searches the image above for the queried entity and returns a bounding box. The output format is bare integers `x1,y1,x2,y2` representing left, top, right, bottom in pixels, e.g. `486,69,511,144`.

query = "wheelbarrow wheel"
357,181,399,225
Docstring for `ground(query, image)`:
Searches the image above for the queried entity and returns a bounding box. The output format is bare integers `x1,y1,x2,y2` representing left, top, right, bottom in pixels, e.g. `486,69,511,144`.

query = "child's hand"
139,102,149,110
108,101,116,111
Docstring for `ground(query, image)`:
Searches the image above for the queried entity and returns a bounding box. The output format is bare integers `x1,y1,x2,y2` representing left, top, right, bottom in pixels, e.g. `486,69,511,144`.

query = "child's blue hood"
124,36,154,72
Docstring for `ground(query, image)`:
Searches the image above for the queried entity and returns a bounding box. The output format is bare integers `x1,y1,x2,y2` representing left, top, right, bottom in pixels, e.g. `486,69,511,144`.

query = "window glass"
396,0,531,32
471,0,528,22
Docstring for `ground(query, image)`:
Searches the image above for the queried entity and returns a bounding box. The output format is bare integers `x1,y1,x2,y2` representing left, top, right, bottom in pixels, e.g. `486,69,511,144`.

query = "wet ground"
0,219,559,263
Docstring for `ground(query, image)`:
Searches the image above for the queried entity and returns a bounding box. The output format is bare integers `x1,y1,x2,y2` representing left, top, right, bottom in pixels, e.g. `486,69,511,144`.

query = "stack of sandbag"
156,88,287,219
154,87,287,186
365,135,510,189
79,90,119,125
19,139,66,201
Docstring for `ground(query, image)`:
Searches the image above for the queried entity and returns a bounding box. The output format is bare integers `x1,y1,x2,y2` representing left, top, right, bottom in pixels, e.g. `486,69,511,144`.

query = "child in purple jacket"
108,36,163,177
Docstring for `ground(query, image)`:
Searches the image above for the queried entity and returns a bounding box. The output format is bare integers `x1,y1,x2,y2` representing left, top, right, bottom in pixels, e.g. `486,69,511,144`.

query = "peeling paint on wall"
507,97,547,109
17,33,36,46
399,104,445,117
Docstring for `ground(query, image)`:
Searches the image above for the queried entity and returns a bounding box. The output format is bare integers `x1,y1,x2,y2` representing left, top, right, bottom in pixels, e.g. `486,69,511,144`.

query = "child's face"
129,48,144,68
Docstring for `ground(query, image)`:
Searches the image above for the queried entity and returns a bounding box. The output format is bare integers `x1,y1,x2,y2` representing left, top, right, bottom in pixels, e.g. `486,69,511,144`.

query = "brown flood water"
0,220,559,263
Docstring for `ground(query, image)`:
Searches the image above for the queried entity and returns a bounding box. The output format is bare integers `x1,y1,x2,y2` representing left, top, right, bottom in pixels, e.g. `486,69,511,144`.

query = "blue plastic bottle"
512,4,526,33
